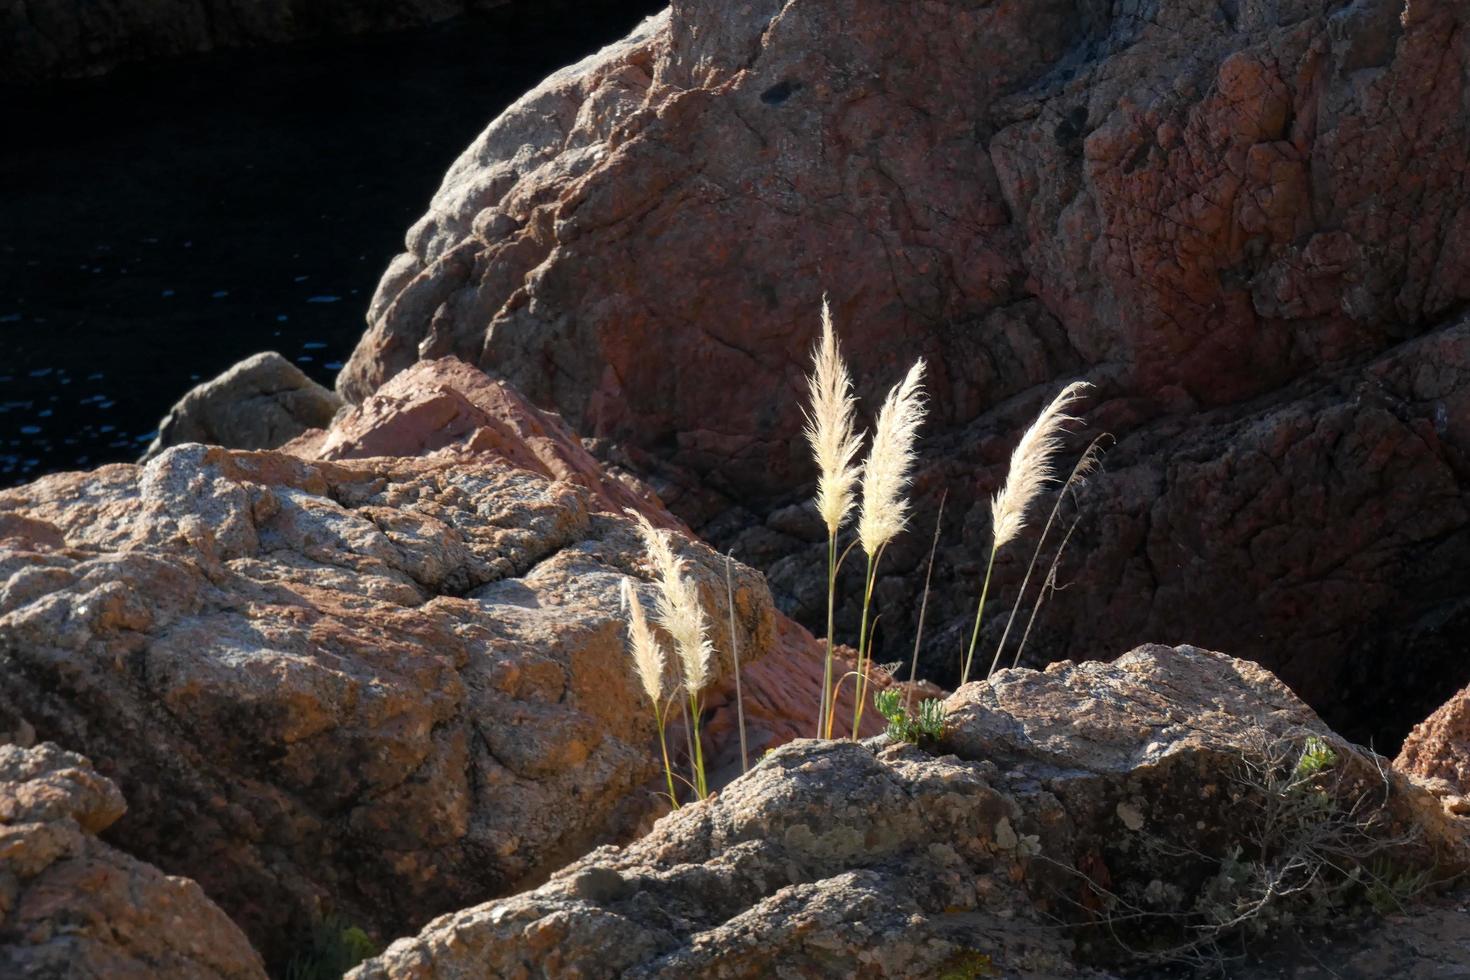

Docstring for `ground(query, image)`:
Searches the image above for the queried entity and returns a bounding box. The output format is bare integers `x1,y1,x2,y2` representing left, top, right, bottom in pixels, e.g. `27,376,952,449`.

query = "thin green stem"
1015,513,1082,669
851,550,879,738
907,492,947,715
995,437,1105,666
818,532,837,738
653,700,678,809
961,545,998,685
724,555,748,774
688,694,708,800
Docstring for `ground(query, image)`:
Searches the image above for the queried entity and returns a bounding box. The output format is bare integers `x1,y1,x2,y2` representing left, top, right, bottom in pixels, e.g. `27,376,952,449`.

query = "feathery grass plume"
991,434,1108,676
621,577,678,807
629,509,714,799
804,297,865,536
802,297,865,738
857,358,928,558
960,381,1091,686
850,358,927,737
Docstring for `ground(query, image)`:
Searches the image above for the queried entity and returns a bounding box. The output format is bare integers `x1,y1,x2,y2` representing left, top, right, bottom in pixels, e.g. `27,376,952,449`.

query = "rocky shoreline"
3,0,1469,976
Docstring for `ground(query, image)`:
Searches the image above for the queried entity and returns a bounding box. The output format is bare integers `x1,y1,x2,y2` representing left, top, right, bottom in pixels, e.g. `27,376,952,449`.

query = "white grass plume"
621,577,666,704
803,297,864,535
857,358,927,557
629,510,714,695
988,381,1091,551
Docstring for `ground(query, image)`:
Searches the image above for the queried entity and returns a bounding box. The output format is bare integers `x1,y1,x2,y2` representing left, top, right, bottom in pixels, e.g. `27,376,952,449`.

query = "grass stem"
961,545,997,685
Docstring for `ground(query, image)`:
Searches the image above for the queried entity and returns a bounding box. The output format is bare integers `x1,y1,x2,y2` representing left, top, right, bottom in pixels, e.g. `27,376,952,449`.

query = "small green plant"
874,688,945,745
1293,735,1338,780
1362,857,1434,915
934,948,998,979
283,917,377,980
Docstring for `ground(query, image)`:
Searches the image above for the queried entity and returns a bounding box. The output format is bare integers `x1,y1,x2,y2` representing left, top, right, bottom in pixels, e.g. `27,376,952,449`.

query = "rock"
0,361,881,965
142,351,343,461
283,356,666,528
347,646,1470,979
0,742,266,979
0,443,758,965
341,0,1470,748
1397,683,1470,797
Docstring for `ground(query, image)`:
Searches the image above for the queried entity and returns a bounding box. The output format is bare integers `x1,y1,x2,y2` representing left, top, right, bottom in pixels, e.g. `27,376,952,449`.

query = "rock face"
0,742,266,979
343,0,1470,748
348,646,1470,979
0,360,876,965
141,351,344,462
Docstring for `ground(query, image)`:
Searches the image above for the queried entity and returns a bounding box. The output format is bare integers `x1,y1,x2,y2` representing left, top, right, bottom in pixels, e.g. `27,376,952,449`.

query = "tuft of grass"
283,917,377,980
1069,731,1438,969
621,577,679,808
802,298,864,739
630,510,715,801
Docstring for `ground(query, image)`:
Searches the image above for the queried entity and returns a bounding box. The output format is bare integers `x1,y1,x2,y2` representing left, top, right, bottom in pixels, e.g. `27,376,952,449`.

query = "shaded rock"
348,646,1470,979
0,742,266,979
141,351,343,461
342,0,1470,748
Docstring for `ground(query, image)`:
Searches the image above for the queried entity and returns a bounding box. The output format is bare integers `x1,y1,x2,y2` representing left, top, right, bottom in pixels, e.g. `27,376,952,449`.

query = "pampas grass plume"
803,297,864,535
629,510,714,695
621,577,665,704
989,381,1091,551
858,358,927,557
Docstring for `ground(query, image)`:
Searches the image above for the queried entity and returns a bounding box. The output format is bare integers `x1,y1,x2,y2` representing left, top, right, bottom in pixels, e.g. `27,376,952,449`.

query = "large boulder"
141,351,343,461
0,742,266,979
348,646,1470,979
341,0,1470,748
0,361,878,965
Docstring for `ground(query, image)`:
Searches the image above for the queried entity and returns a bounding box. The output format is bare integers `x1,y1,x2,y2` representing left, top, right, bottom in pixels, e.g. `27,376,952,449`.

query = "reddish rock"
285,356,672,530
342,0,1470,746
0,742,266,979
1397,684,1470,798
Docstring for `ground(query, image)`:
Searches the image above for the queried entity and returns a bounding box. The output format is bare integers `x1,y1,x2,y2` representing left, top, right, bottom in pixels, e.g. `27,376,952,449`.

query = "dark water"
0,1,663,486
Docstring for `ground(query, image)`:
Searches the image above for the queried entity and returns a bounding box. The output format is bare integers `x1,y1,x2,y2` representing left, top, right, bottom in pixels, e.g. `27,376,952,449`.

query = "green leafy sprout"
875,688,946,745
